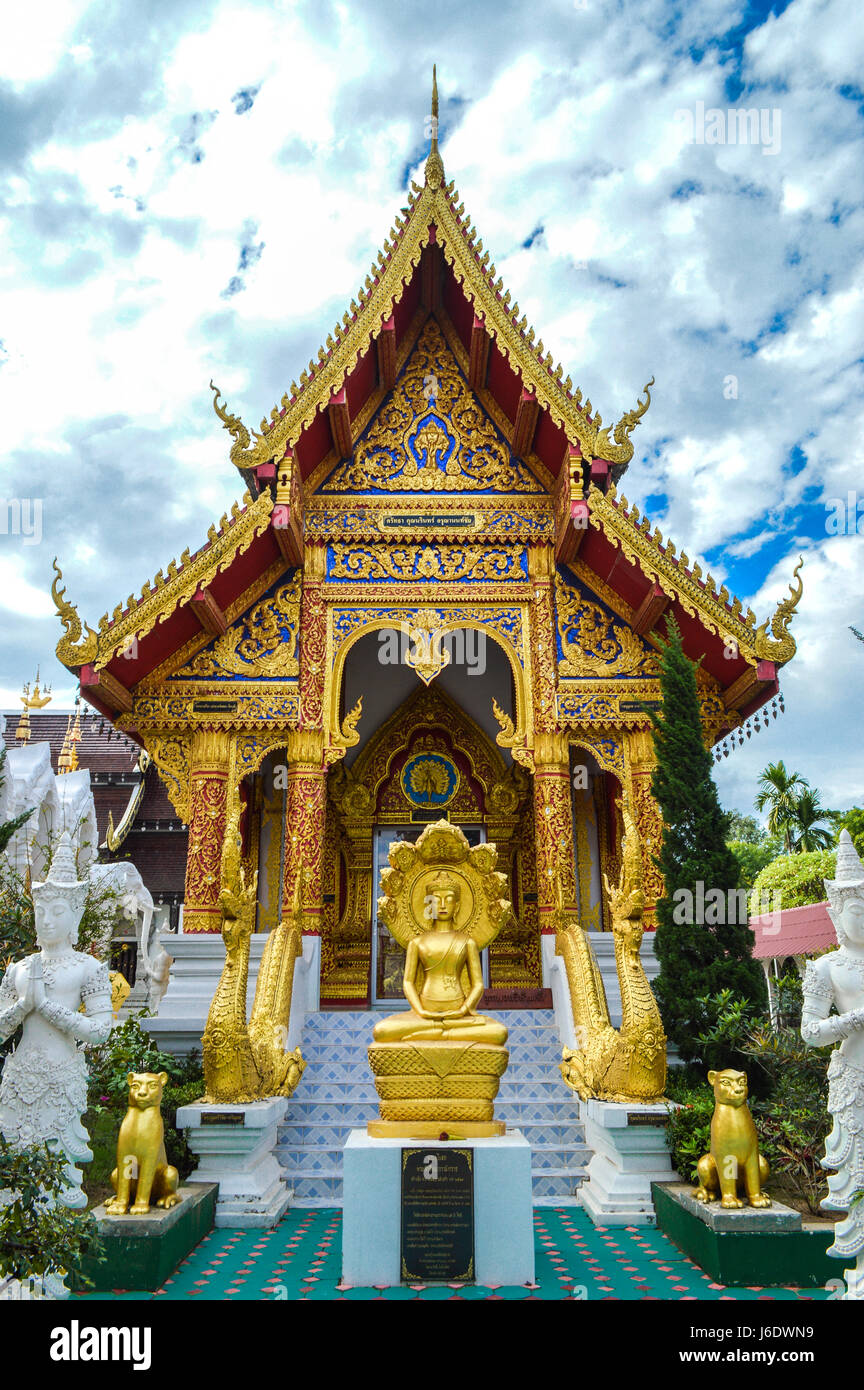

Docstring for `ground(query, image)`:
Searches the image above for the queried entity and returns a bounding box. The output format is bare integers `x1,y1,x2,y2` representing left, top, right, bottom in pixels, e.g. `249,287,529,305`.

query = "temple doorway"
371,822,488,1005
320,625,538,1007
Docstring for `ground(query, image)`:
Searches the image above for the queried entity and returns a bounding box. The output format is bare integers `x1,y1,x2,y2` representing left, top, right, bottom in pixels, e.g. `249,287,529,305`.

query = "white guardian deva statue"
801,830,864,1298
0,831,112,1208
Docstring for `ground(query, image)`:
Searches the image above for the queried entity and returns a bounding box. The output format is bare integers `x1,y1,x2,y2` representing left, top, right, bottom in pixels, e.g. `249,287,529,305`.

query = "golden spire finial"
58,713,75,774
16,669,53,743
424,64,444,190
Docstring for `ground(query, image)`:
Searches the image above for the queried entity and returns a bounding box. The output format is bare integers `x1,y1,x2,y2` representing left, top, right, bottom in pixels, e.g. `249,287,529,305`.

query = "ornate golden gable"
173,576,301,681
322,320,544,495
555,569,658,679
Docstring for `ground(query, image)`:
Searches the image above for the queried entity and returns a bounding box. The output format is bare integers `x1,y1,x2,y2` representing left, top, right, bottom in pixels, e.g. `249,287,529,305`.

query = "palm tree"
791,787,834,852
755,761,807,853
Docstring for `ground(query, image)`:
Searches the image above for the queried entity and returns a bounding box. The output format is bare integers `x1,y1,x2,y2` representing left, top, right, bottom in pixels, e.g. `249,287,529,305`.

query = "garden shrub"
0,1138,104,1286
750,849,837,912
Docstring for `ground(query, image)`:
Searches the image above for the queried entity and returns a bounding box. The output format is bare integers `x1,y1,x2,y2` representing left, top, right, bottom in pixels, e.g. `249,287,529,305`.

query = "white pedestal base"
177,1098,291,1229
578,1099,678,1227
342,1131,535,1287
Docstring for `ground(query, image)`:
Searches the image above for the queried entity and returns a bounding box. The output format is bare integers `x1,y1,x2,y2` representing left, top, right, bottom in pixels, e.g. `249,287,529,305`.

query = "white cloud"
1,0,862,813
1,0,92,84
0,558,57,618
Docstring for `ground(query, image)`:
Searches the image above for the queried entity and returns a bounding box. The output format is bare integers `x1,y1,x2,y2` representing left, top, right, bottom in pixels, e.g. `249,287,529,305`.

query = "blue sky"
0,0,862,817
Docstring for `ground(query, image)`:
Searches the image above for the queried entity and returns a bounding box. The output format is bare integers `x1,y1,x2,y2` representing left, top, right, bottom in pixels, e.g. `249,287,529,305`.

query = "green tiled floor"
75,1207,830,1301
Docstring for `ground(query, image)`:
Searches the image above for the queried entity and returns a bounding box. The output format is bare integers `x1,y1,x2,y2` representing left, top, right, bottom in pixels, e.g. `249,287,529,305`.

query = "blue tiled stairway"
276,1010,589,1207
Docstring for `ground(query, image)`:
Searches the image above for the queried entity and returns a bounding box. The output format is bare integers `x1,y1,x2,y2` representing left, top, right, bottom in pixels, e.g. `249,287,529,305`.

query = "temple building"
51,84,801,1038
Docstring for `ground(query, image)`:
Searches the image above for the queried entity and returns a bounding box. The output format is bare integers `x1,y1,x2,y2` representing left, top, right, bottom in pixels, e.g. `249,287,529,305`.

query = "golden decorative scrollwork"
324,696,364,766
176,578,301,680
138,734,192,823
404,613,451,684
323,321,543,495
611,377,654,452
555,570,657,679
753,556,803,665
305,496,555,544
327,543,526,583
52,558,99,666
124,683,299,732
210,380,254,473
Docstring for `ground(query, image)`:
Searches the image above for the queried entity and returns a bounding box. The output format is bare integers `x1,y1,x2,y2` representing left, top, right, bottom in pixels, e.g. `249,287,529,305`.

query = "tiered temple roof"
52,71,802,733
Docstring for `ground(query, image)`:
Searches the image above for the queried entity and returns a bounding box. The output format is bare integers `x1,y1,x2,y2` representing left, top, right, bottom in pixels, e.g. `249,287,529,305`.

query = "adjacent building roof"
749,900,836,960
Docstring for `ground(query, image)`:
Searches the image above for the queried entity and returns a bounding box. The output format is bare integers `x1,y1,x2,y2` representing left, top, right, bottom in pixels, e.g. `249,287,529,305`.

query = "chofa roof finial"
424,64,444,190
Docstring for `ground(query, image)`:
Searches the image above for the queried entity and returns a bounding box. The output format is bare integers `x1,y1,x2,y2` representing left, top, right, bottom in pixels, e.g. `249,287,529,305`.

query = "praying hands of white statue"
801,963,864,1045
0,968,30,1041
0,955,112,1046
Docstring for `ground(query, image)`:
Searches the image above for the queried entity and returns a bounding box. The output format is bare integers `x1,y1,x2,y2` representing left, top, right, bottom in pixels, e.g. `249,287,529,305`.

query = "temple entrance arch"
320,677,537,1007
324,604,532,771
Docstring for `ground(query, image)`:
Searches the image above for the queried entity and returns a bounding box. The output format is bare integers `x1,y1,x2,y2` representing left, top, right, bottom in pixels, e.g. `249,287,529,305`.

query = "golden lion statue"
692,1068,771,1209
105,1072,180,1216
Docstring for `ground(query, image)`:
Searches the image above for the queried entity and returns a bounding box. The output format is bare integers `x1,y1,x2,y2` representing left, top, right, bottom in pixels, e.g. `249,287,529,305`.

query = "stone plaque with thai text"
401,1147,474,1282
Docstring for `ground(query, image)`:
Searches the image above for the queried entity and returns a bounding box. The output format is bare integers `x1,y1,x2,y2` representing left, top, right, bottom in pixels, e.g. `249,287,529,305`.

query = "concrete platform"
653,1182,837,1287
342,1130,535,1288
75,1183,217,1292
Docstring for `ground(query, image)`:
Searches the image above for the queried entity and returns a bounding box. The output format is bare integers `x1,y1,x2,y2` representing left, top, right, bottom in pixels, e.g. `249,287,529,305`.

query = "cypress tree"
648,618,765,1060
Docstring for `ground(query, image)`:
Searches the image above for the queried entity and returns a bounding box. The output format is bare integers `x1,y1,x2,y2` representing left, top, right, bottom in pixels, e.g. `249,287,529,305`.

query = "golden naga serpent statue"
202,806,306,1104
559,797,667,1103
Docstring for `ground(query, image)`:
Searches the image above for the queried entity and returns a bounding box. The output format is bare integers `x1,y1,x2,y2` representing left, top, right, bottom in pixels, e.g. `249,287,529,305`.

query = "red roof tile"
749,901,836,958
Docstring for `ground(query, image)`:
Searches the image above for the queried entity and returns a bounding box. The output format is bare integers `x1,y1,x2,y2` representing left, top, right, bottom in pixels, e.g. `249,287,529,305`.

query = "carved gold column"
282,730,327,936
533,730,577,935
184,729,232,933
527,542,557,732
319,787,339,981
487,770,536,986
299,542,327,728
336,825,374,993
516,807,541,982
624,729,664,931
528,544,576,936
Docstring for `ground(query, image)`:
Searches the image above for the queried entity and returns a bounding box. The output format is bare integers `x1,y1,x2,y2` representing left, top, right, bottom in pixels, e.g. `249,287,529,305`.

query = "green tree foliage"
728,839,779,893
648,618,766,1061
726,812,769,844
834,807,864,859
755,762,834,853
0,1139,104,1285
791,787,835,852
755,761,807,852
750,848,836,911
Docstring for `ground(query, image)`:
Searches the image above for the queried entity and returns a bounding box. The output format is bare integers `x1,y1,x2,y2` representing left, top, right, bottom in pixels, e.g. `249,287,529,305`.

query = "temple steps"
276,1009,589,1207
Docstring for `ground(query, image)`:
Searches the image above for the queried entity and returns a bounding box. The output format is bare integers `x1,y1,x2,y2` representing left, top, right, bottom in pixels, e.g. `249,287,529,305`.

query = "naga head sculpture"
604,797,646,942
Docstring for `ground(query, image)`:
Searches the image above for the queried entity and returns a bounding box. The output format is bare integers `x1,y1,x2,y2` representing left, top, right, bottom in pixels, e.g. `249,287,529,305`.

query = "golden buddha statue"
368,820,512,1138
372,870,507,1046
